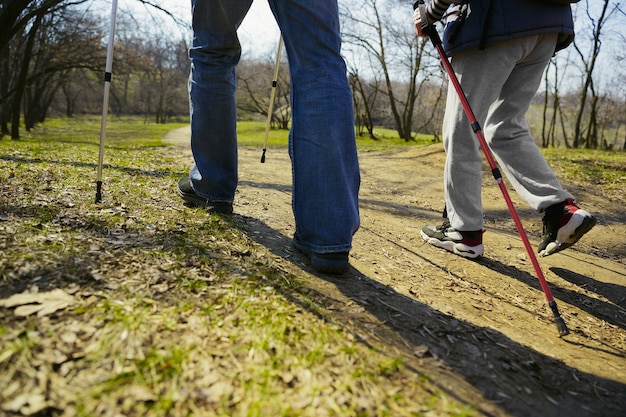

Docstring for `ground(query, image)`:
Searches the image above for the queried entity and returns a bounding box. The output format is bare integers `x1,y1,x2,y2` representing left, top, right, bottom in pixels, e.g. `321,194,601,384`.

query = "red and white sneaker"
420,220,484,259
538,198,597,257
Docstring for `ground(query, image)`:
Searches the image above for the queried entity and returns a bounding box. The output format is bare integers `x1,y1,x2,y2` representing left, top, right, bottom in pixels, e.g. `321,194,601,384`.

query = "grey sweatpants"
442,33,574,231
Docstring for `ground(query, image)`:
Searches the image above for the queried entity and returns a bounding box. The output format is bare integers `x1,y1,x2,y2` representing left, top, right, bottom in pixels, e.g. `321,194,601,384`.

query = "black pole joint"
95,180,103,203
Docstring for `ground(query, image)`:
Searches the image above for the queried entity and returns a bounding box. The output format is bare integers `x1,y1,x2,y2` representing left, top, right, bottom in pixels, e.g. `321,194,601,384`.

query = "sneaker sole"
539,212,597,257
420,230,484,259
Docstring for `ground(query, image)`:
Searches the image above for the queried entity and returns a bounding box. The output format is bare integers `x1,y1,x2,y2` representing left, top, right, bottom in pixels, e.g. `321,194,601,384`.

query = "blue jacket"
442,0,575,56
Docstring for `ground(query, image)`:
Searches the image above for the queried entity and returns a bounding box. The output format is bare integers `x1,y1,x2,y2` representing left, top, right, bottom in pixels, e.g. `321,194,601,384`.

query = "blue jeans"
188,0,360,253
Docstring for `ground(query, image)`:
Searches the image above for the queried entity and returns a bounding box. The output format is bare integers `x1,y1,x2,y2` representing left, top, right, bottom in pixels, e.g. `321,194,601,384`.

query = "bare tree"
133,36,189,123
341,0,439,141
236,59,291,129
9,13,41,139
0,0,86,55
616,27,626,150
349,70,380,139
29,9,104,124
541,59,571,148
595,83,626,150
1,0,99,138
571,0,620,148
0,0,195,138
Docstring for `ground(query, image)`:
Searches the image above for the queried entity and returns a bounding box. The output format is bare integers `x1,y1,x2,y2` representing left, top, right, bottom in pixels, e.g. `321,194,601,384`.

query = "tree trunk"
10,13,41,139
573,0,609,148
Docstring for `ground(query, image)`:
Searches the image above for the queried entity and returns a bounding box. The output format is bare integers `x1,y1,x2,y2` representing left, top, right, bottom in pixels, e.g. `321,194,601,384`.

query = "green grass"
235,121,434,151
32,115,188,147
542,147,626,191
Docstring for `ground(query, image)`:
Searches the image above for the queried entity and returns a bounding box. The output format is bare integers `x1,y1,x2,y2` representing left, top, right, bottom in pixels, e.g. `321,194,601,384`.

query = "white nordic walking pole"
95,0,119,203
260,36,283,163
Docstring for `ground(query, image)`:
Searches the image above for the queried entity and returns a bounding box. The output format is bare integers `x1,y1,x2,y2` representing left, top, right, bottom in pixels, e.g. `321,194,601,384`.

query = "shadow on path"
235,214,626,417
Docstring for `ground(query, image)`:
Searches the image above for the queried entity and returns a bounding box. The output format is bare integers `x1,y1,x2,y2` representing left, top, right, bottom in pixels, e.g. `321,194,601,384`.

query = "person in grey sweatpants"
414,0,596,259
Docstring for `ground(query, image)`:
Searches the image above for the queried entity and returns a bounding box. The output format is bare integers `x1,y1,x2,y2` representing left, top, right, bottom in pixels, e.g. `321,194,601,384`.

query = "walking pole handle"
413,1,437,38
413,1,443,49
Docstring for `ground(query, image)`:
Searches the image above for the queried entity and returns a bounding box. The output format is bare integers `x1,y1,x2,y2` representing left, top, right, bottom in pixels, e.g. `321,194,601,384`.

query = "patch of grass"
235,121,434,151
33,115,187,147
236,121,290,148
356,129,435,152
542,147,626,191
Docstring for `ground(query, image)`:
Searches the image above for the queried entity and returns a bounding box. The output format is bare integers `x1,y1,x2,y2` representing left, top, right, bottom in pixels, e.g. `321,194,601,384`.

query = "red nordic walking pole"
413,2,569,337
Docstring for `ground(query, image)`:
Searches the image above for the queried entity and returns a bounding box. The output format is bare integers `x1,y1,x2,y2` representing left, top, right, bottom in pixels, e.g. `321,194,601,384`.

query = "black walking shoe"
420,220,484,259
538,198,596,257
177,177,233,214
304,250,350,274
293,237,350,274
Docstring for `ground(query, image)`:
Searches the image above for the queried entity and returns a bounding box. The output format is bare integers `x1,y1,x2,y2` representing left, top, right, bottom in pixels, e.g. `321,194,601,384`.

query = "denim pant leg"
269,0,360,253
188,0,253,203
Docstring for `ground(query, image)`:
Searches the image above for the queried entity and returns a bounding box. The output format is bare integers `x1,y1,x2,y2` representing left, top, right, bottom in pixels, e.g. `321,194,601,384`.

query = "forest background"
1,0,625,151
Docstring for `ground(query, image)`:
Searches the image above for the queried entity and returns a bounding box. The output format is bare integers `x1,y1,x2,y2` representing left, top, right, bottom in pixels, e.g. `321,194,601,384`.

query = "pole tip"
260,149,267,163
556,317,570,337
548,301,570,337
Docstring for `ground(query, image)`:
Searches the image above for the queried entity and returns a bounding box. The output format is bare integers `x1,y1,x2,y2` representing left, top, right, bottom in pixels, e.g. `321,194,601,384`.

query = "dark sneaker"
538,198,596,257
306,250,350,274
177,177,233,214
293,237,350,274
420,220,484,259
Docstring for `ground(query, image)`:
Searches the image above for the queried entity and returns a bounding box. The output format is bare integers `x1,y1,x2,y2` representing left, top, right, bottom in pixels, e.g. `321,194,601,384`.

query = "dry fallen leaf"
0,289,75,317
1,392,48,416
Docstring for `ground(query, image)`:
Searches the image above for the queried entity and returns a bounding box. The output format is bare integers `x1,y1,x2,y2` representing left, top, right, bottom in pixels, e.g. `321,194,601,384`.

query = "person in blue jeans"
177,0,361,274
414,0,596,258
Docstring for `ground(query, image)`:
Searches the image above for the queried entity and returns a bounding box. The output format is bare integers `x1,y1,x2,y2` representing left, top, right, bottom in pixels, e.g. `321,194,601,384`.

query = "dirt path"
165,126,626,416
